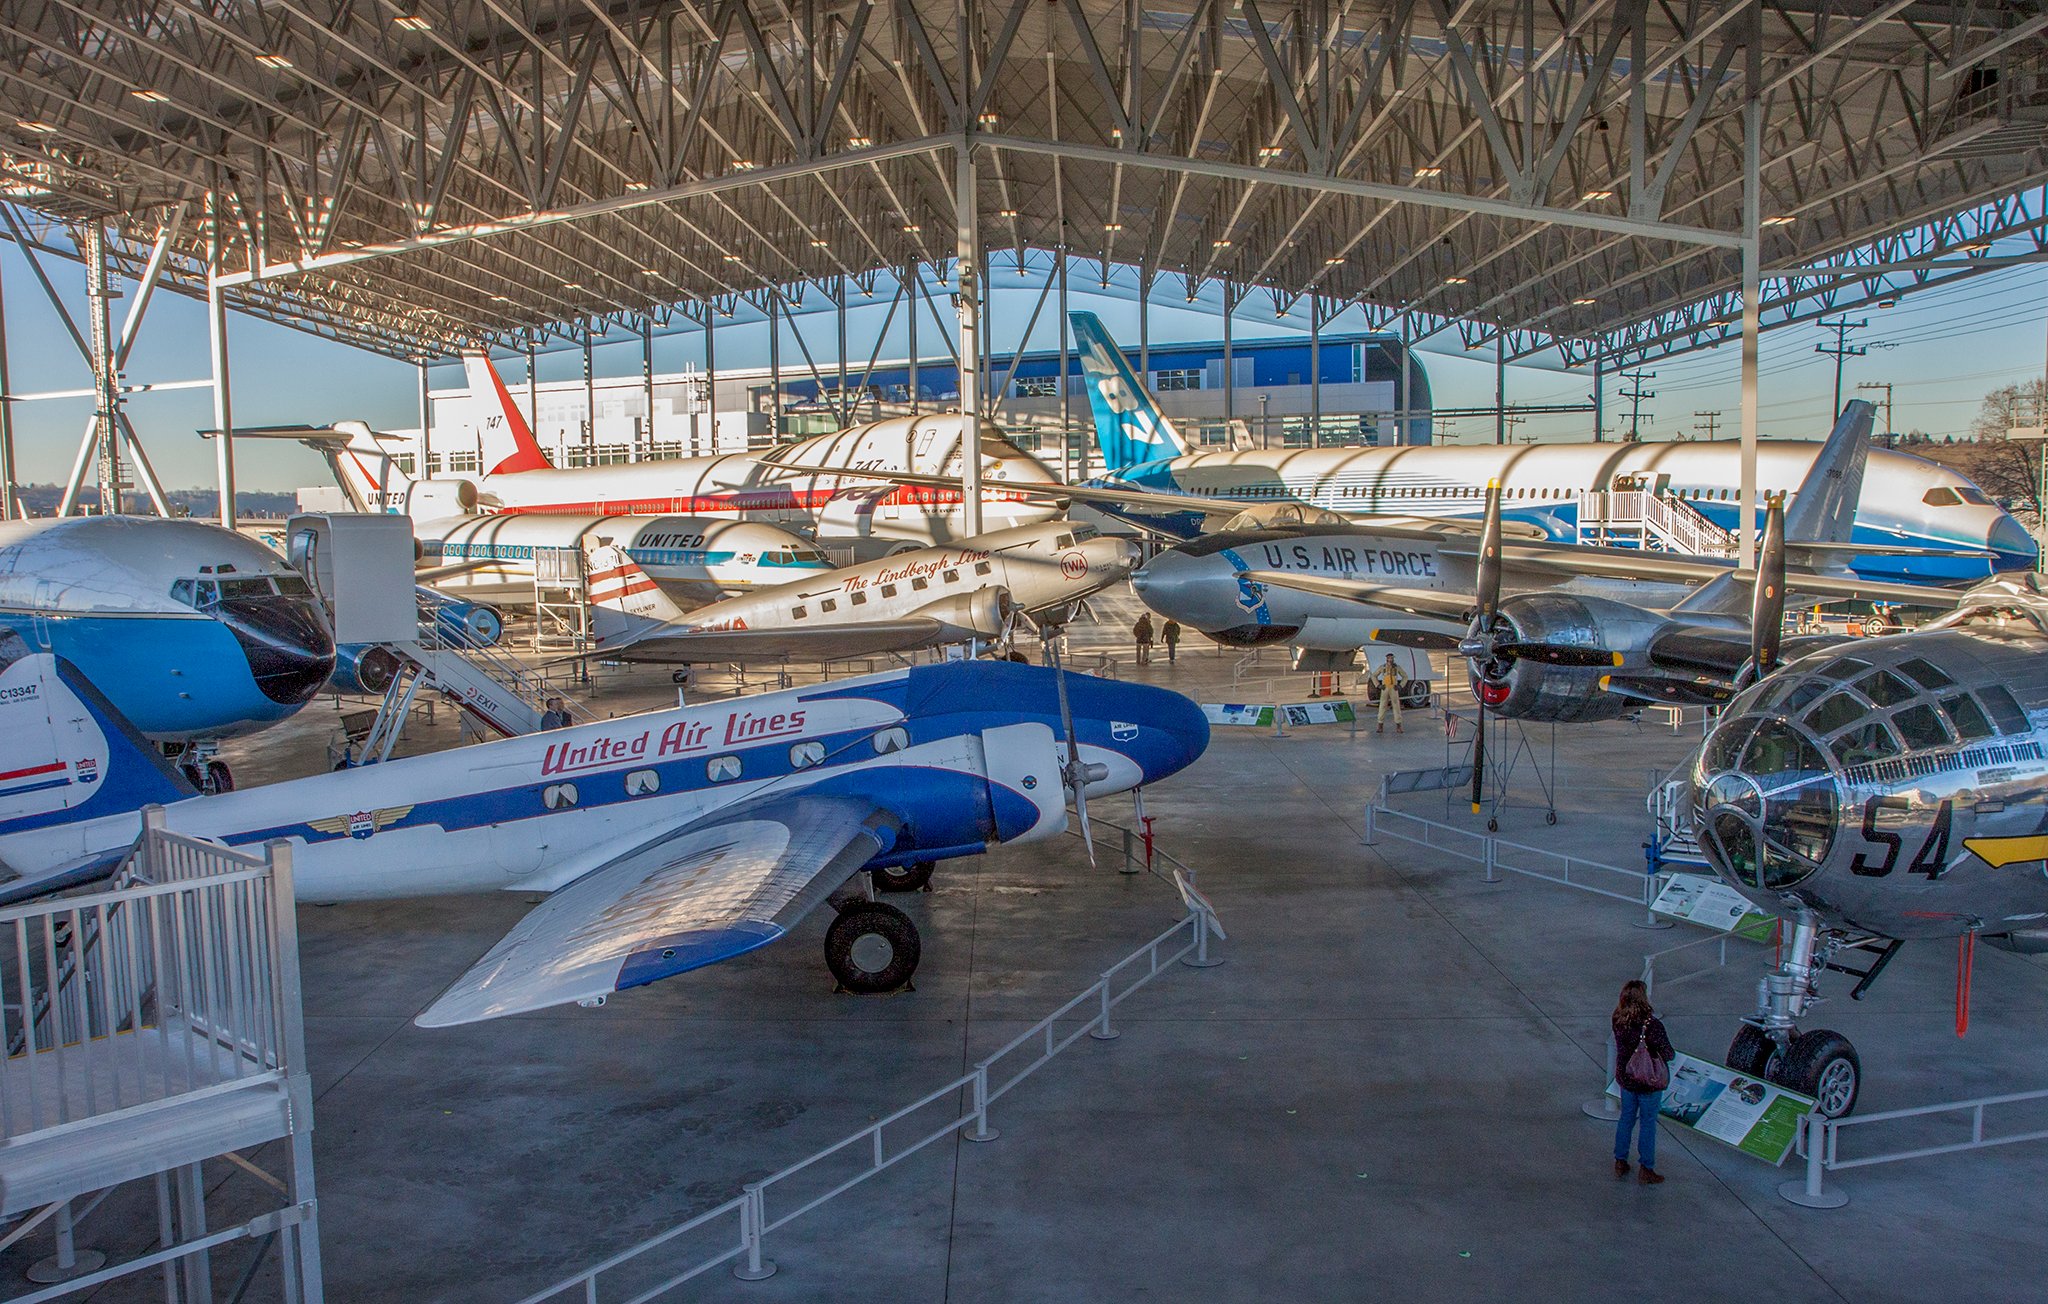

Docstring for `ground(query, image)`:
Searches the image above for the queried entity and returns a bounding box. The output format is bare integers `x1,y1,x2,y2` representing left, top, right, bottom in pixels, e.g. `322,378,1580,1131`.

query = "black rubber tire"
824,901,921,994
1726,1024,1779,1077
671,669,692,685
1545,811,1558,826
1486,818,1499,832
1775,1028,1861,1118
1861,615,1886,637
873,861,935,893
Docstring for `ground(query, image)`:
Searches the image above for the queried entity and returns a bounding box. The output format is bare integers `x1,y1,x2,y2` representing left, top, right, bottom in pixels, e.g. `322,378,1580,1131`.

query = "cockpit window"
170,578,195,606
217,577,276,600
1922,486,1964,507
1958,485,1991,506
274,574,312,597
1829,719,1899,767
1896,657,1954,690
1696,714,1838,892
1979,685,2031,735
1857,670,1915,708
1892,703,1952,751
1072,524,1099,541
1805,692,1865,735
1943,694,1996,743
1815,656,1870,683
793,547,829,563
1741,720,1830,777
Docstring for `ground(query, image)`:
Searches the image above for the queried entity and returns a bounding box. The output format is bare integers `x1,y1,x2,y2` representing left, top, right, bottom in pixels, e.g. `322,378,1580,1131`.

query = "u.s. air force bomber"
0,649,1207,1025
1678,574,2048,1118
584,520,1139,664
0,515,336,792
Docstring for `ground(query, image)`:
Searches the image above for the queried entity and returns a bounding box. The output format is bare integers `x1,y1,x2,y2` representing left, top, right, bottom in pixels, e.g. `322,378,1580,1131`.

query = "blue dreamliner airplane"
1052,313,2036,586
0,651,1207,1025
0,516,335,790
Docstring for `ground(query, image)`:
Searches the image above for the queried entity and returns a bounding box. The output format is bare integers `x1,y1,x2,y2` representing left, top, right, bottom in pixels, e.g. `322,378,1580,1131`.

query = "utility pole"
1816,316,1869,416
1693,410,1723,441
1857,380,1895,445
1502,413,1528,444
1619,368,1656,442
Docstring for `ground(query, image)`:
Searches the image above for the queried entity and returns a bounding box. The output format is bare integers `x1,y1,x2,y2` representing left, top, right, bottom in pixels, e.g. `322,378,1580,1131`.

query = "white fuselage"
415,513,832,605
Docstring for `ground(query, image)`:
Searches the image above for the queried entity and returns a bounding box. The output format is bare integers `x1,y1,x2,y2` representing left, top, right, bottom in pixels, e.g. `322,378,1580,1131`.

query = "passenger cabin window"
706,755,741,782
881,584,898,598
821,598,838,613
872,726,910,754
789,741,826,769
625,769,660,796
911,577,929,591
851,592,868,606
942,569,959,583
792,606,807,619
974,561,992,576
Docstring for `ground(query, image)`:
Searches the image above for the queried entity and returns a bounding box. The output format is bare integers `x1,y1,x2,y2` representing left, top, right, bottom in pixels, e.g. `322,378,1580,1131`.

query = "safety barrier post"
965,1065,1000,1143
1582,1038,1622,1120
1779,1113,1849,1208
1121,825,1139,875
1635,851,1673,930
732,1185,776,1280
1184,903,1224,970
1483,838,1499,884
1089,976,1120,1042
1361,803,1377,845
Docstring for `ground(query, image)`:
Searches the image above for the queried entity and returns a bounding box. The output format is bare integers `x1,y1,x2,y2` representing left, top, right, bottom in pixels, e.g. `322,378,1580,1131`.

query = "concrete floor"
19,593,2048,1303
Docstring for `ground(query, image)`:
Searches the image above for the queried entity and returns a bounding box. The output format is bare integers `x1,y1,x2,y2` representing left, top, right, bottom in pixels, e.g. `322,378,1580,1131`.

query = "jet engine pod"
1470,592,1667,723
914,586,1014,643
400,478,480,519
330,643,402,696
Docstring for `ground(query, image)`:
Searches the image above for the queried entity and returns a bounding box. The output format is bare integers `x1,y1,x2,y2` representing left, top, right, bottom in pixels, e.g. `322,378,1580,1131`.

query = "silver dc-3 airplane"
584,520,1140,665
0,651,1207,1026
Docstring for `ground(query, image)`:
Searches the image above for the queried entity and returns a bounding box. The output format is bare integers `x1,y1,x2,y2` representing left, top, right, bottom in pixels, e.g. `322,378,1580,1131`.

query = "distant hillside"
11,484,298,520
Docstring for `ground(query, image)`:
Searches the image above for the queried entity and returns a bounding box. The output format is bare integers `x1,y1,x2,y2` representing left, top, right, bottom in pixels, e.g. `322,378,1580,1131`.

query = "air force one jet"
0,517,335,787
0,648,1207,1025
586,521,1140,664
1050,312,2033,584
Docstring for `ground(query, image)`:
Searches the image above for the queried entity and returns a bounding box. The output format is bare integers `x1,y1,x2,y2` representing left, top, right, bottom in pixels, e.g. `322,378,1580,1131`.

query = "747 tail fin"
1069,312,1189,475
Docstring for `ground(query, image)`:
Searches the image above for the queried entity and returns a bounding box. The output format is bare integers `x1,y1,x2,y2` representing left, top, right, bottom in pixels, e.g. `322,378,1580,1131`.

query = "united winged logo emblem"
309,805,415,840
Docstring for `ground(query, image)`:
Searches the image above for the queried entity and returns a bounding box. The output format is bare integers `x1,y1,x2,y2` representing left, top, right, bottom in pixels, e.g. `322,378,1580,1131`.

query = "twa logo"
1059,551,1087,581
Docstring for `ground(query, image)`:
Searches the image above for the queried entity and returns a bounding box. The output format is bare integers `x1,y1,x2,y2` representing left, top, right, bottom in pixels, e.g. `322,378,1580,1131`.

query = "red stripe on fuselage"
0,760,65,783
491,483,1042,516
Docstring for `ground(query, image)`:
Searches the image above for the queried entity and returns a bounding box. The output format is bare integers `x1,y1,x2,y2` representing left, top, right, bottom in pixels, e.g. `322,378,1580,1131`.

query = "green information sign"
1610,1051,1817,1165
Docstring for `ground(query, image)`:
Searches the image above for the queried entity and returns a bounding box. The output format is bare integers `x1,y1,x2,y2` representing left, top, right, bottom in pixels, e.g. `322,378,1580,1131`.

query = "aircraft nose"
219,595,338,706
1990,514,2040,571
1129,683,1211,784
1132,549,1232,629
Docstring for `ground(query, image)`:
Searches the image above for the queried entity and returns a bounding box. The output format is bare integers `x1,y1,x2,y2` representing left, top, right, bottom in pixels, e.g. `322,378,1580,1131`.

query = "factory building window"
1014,376,1059,398
1153,368,1202,391
445,450,481,473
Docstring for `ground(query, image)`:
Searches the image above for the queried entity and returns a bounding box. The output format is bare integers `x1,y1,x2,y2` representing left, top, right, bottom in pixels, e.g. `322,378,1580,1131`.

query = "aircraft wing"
417,796,900,1027
602,618,955,664
1242,571,1475,621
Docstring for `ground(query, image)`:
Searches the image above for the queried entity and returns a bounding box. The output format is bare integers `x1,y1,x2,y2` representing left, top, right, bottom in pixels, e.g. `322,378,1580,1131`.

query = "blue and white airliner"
1054,313,2036,586
0,516,335,788
0,647,1207,1024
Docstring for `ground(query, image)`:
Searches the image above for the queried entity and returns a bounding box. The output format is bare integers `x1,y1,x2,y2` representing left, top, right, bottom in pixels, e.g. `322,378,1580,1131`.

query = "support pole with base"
1583,1039,1622,1120
964,1066,1001,1142
732,1185,777,1280
24,1200,106,1284
1778,1113,1848,1208
1089,976,1120,1041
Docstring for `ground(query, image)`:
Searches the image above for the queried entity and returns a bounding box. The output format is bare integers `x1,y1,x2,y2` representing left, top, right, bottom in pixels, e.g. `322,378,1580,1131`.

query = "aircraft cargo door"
979,721,1068,845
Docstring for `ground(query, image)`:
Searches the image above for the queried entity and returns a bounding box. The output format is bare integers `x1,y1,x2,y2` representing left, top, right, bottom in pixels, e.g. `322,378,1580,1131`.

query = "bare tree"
1969,379,2048,441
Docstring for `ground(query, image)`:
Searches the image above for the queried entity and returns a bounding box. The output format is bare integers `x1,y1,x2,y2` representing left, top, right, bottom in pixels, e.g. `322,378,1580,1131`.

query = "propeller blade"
1369,627,1463,652
1743,494,1788,687
1475,480,1505,629
1471,693,1486,816
1045,625,1096,868
1493,641,1625,668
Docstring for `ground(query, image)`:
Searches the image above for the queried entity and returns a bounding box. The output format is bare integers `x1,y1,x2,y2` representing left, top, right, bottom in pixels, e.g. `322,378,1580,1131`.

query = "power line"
1693,410,1723,440
1815,316,1871,415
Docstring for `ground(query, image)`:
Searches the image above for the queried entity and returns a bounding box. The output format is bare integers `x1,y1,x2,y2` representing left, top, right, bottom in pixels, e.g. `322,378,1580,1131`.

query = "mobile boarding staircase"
1578,490,1738,556
0,808,321,1302
351,601,594,762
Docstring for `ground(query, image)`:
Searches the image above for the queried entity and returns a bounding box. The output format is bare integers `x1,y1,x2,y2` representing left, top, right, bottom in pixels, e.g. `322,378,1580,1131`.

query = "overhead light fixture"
1111,128,1123,141
1104,222,1122,232
562,282,583,290
1413,166,1442,178
255,53,293,69
1258,145,1283,160
17,120,56,133
902,223,921,234
1325,256,1344,266
641,267,660,276
1582,189,1614,201
393,13,432,30
978,112,999,126
131,89,170,104
730,159,758,171
1212,238,1232,248
1573,296,1596,305
1761,215,1795,227
810,238,828,248
847,135,872,148
624,180,650,192
1276,306,1288,317
998,208,1018,219
1444,275,1468,285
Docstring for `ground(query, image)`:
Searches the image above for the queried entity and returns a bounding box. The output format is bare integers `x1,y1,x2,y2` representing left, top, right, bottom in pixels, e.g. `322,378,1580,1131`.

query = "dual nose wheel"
1727,1025,1862,1118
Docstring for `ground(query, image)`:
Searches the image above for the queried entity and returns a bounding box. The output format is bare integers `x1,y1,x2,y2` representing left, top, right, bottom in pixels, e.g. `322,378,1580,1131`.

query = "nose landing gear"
1727,914,1870,1118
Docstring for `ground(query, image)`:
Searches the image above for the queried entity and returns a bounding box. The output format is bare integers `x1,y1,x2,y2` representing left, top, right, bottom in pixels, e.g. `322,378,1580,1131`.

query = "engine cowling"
1473,592,1671,723
329,644,401,696
397,479,479,519
910,586,1013,643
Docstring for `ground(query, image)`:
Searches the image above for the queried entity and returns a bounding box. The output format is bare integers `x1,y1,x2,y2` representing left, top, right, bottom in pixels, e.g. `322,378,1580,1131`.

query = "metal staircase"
351,603,594,762
1577,490,1738,556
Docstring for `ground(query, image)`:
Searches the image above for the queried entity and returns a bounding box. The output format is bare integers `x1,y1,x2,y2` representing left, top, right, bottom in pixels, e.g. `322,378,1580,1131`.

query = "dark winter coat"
1613,1013,1674,1093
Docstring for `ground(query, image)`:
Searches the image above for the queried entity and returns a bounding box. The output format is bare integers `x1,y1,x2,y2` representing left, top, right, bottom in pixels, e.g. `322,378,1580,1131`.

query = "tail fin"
0,644,193,847
1069,312,1189,474
585,540,688,650
463,353,554,474
1783,400,1873,545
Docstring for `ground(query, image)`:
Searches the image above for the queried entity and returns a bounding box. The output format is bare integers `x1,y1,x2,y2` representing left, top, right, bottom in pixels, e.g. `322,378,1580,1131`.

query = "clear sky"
4,242,2042,493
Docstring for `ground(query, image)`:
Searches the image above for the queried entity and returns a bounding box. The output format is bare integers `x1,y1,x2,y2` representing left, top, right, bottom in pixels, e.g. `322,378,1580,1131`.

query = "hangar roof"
3,0,2045,366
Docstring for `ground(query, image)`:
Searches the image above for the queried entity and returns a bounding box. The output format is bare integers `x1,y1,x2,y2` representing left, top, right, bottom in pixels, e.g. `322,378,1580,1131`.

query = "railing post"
138,803,168,882
1361,802,1377,845
1483,838,1499,884
1121,825,1139,875
25,1200,105,1285
732,1184,777,1280
1183,904,1224,969
1582,1037,1621,1120
1088,976,1120,1041
965,1065,1001,1142
1779,1113,1848,1208
1635,856,1673,930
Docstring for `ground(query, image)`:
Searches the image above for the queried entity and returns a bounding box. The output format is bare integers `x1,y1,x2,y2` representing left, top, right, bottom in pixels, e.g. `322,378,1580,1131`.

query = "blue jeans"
1615,1089,1661,1168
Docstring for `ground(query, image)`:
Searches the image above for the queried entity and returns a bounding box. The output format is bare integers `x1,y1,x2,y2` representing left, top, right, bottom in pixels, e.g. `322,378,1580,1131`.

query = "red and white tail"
327,420,414,513
462,353,554,475
585,541,687,649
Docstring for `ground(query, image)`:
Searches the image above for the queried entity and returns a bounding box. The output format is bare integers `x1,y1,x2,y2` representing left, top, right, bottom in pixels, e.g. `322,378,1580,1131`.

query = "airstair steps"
1578,490,1737,556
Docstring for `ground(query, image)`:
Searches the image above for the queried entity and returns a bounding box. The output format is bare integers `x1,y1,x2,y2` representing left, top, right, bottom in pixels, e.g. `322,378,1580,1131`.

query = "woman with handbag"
1611,978,1675,1184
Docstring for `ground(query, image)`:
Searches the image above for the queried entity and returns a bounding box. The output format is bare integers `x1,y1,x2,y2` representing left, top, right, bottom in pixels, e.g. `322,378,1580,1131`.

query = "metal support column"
416,360,431,474
1592,353,1604,443
525,334,537,453
955,142,983,536
771,288,785,432
837,275,849,425
1310,297,1323,447
904,263,917,416
1058,251,1072,479
85,225,124,514
704,299,718,453
1223,283,1235,429
1739,29,1762,569
1398,316,1412,446
208,264,234,528
641,315,654,456
0,236,16,519
1495,334,1507,446
1138,277,1150,390
581,323,595,459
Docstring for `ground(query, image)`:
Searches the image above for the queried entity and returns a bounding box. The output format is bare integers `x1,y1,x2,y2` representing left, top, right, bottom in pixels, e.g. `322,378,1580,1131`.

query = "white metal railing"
1362,787,1652,906
1577,490,1737,556
1637,922,1770,994
1782,1085,2048,1208
515,847,1222,1301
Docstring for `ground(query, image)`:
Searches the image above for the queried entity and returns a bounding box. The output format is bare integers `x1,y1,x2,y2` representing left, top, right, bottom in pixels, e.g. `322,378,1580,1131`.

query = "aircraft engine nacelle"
1983,930,2048,956
397,479,479,519
912,586,1013,643
1474,592,1669,724
328,644,402,697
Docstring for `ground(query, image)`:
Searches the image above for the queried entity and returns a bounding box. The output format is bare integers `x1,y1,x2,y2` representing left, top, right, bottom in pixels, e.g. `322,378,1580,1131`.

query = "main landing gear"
825,901,921,993
172,743,233,795
1725,913,1887,1118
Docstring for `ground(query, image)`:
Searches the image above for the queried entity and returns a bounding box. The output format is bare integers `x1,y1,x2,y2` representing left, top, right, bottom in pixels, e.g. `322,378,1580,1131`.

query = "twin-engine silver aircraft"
586,521,1139,664
0,652,1207,1025
1683,574,2048,1117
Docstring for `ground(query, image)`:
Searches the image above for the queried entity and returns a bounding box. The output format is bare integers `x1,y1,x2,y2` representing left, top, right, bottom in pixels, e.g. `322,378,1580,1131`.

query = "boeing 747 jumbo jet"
0,648,1208,1022
0,517,335,791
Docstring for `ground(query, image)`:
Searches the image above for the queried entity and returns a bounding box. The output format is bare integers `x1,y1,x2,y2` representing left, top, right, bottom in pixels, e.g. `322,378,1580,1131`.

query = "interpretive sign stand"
1609,1051,1817,1165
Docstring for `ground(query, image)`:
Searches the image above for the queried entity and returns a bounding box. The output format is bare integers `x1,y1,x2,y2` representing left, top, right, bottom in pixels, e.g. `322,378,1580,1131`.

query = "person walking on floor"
1133,612,1154,666
1162,618,1181,664
1612,978,1675,1184
1374,654,1409,734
